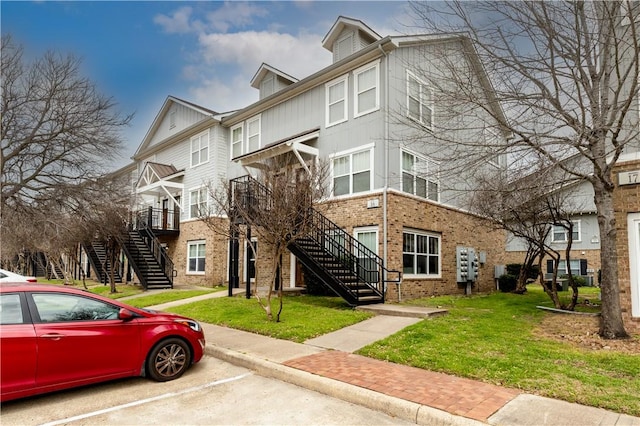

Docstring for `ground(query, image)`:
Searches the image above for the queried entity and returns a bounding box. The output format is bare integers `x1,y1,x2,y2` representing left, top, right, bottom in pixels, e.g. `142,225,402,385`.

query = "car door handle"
41,333,65,340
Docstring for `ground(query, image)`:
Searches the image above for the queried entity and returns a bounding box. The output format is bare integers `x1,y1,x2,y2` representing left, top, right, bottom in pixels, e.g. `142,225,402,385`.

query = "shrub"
563,275,587,287
506,263,539,281
498,274,518,292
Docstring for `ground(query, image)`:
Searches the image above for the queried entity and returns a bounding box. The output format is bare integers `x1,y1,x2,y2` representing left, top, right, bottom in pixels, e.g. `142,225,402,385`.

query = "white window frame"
354,226,378,255
551,220,581,243
330,144,374,197
231,124,243,159
325,75,348,128
189,187,208,219
402,229,441,278
401,149,440,202
187,240,206,275
354,60,380,118
406,70,433,129
246,115,261,153
190,130,209,168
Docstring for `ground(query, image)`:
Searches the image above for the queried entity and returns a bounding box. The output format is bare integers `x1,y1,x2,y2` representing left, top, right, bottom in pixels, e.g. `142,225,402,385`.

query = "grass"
87,284,144,298
124,288,221,308
168,295,372,343
356,285,640,417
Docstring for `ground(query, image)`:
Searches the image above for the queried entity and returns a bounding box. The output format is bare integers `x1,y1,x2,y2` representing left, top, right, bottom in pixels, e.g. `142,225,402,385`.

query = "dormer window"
336,33,354,62
260,75,275,98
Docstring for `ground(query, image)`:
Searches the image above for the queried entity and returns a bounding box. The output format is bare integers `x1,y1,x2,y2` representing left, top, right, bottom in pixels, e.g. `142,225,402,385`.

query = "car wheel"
146,338,191,382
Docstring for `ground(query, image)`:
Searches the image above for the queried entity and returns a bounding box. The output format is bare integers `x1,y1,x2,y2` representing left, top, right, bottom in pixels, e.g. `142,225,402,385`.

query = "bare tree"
205,158,328,321
1,34,131,258
408,1,638,338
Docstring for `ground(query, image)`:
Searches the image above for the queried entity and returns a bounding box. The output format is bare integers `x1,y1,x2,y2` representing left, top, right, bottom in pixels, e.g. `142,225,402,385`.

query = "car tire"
146,338,191,382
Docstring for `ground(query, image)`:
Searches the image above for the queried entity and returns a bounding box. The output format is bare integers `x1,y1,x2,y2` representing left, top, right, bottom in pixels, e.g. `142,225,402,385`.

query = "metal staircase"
82,241,123,284
121,227,174,290
230,176,401,306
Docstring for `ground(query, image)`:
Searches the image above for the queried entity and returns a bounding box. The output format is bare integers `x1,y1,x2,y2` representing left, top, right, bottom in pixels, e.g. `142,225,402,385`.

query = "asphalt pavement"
144,288,640,426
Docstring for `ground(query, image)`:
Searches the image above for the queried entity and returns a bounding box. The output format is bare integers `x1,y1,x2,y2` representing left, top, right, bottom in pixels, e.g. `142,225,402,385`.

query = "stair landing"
356,304,448,318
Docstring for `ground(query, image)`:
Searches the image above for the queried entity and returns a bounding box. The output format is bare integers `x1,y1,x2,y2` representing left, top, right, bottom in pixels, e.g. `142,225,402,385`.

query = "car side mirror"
118,308,135,322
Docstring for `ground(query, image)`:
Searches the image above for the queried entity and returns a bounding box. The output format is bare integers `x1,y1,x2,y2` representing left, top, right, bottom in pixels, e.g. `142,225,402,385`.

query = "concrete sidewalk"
143,289,640,426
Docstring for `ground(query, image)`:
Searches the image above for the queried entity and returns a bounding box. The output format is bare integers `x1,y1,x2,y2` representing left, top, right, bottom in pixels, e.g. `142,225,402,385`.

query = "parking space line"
39,372,253,426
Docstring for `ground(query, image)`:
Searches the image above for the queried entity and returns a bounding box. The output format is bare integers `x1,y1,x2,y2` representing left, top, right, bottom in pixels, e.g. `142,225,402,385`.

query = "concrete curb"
205,344,485,426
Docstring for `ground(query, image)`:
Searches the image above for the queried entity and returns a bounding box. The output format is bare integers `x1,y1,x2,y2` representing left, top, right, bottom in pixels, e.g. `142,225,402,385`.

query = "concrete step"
356,304,448,319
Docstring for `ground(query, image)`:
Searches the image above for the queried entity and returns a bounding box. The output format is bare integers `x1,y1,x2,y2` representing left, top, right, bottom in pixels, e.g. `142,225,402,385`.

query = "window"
231,125,243,158
190,131,209,167
247,116,261,153
551,221,581,243
354,61,379,117
189,187,208,219
403,230,440,276
261,75,275,98
331,147,372,196
1,294,23,324
326,76,348,127
407,71,433,129
32,293,119,322
401,150,439,202
187,240,206,274
336,33,354,61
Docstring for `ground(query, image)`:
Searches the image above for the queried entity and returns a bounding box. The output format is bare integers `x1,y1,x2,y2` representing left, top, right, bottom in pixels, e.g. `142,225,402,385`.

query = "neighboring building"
505,2,640,334
119,16,510,303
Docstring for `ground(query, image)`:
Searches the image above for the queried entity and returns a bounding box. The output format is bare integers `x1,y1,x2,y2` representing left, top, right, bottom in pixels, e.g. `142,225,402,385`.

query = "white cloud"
205,2,269,33
189,74,257,113
153,6,199,34
197,30,330,79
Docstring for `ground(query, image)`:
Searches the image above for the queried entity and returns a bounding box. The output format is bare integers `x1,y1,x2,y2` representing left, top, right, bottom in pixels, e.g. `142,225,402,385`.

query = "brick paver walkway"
284,351,521,422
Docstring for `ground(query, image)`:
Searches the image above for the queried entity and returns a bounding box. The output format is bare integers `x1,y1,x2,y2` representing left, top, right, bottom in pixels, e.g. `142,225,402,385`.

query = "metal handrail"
132,207,180,231
138,225,175,286
230,176,401,301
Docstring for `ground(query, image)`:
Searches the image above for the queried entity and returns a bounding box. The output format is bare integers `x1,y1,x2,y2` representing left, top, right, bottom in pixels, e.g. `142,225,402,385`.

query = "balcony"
132,207,180,236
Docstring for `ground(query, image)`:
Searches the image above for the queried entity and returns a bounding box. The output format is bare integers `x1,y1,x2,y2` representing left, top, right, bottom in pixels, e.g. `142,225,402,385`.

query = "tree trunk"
593,181,629,339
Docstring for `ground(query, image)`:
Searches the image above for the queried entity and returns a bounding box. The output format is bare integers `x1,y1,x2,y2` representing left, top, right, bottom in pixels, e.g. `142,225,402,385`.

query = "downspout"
378,44,398,302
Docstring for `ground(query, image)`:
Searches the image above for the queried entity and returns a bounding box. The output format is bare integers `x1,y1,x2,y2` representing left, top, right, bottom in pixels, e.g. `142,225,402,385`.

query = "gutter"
222,37,397,127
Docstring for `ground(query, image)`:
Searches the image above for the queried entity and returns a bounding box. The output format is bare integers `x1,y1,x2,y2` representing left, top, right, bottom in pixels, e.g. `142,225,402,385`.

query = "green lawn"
168,295,372,342
357,286,639,417
124,288,220,308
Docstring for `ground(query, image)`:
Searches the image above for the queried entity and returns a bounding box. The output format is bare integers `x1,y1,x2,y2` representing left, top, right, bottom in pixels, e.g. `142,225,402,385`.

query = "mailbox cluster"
456,246,479,283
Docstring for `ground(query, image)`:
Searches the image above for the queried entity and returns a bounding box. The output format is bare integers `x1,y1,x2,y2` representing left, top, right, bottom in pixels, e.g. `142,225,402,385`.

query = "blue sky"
2,1,414,168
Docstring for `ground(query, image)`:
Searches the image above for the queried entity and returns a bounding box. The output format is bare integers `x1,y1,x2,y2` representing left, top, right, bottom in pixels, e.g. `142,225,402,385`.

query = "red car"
0,283,205,402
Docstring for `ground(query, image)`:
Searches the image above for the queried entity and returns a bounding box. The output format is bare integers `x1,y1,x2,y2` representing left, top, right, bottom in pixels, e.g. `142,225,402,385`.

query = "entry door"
354,227,379,284
245,239,257,283
629,213,640,318
162,199,169,230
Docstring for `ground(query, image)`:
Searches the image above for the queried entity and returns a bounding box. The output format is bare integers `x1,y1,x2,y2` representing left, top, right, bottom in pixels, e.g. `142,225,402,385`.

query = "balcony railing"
132,207,180,232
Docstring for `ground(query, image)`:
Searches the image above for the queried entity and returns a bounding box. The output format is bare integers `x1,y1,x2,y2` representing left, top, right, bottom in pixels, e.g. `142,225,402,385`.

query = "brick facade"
319,190,506,302
613,159,640,335
159,218,228,287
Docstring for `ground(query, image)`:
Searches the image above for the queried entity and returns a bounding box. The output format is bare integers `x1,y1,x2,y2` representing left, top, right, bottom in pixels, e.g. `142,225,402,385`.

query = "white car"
0,269,37,283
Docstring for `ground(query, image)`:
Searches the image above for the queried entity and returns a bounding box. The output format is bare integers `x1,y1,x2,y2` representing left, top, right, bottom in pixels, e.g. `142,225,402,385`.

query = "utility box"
456,246,479,283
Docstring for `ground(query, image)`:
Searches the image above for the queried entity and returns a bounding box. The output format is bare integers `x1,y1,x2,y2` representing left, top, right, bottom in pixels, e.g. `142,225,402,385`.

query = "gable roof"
133,96,218,160
250,63,298,89
322,16,381,51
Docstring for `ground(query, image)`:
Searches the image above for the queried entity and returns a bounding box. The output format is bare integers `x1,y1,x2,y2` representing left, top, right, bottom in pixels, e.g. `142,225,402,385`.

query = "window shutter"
546,259,554,274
